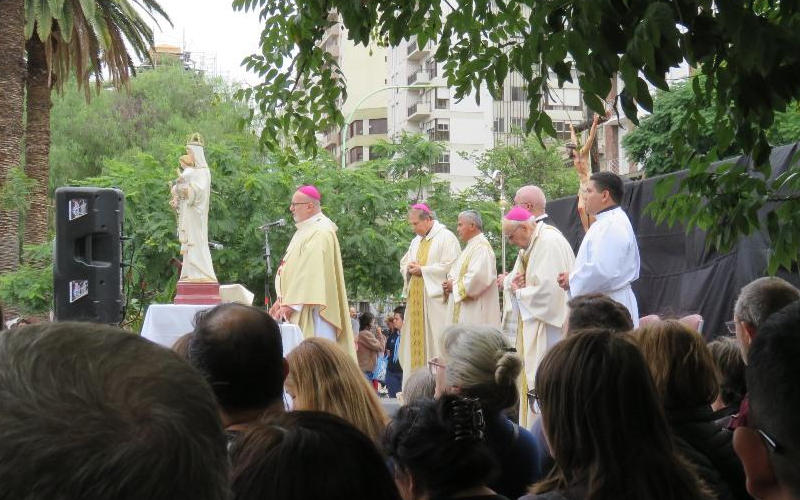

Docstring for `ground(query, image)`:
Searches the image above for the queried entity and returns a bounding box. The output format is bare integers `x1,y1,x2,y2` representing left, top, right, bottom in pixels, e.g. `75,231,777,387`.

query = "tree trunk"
24,35,52,246
0,0,26,274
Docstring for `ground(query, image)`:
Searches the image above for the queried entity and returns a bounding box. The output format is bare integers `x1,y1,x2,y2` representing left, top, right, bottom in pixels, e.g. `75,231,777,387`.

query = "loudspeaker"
53,187,124,324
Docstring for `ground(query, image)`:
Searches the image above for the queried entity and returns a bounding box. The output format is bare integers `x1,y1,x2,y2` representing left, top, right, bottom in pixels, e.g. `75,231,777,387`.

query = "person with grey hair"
399,367,436,405
399,202,461,385
501,205,575,427
732,276,799,363
726,276,798,430
0,322,229,500
443,209,500,328
431,324,546,498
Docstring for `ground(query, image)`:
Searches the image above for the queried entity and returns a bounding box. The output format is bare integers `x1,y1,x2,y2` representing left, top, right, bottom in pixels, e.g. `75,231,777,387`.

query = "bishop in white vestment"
504,206,575,427
558,172,640,326
444,210,500,328
399,203,461,384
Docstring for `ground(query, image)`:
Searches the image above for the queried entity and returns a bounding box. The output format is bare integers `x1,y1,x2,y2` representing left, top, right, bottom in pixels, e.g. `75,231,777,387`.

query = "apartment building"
319,15,389,167
387,35,495,192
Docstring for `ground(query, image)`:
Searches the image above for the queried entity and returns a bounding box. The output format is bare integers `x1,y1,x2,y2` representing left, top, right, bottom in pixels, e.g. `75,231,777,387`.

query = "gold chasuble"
399,221,461,384
407,238,432,369
507,222,575,427
446,233,500,327
276,213,356,360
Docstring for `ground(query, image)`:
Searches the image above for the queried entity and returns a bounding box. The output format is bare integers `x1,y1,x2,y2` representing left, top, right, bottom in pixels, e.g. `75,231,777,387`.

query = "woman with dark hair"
633,320,749,500
231,411,402,500
385,395,507,500
356,311,386,382
435,324,545,498
522,329,713,500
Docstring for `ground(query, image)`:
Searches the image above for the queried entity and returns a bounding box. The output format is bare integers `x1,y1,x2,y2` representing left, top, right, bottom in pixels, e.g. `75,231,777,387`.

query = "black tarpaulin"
546,143,800,339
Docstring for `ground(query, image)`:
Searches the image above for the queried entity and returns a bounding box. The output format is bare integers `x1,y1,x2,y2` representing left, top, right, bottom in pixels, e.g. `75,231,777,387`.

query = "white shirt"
569,206,640,325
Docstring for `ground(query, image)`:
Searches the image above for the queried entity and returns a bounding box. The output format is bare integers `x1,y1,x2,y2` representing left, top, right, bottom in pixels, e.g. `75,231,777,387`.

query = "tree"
235,0,800,272
371,132,446,200
624,78,800,176
1,65,434,321
466,133,579,202
0,0,25,275
22,0,170,246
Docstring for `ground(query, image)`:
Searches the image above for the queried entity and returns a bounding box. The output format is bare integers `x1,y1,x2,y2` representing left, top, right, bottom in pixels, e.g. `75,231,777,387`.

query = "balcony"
407,69,430,86
407,39,431,61
325,41,340,58
323,129,340,148
407,101,432,121
427,130,450,142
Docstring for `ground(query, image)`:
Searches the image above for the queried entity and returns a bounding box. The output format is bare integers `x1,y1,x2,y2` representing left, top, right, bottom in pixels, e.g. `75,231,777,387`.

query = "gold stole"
516,251,531,417
452,241,492,323
408,237,433,369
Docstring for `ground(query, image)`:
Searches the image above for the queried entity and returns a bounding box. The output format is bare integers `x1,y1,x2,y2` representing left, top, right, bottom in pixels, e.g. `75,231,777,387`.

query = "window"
544,86,582,111
493,118,505,132
369,118,387,134
348,120,363,138
432,152,450,173
511,86,527,101
348,146,363,164
435,98,449,109
428,121,449,142
553,121,573,141
510,118,526,132
425,61,438,78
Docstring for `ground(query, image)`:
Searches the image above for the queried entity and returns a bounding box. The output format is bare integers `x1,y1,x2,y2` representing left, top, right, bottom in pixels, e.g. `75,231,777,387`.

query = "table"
140,304,303,356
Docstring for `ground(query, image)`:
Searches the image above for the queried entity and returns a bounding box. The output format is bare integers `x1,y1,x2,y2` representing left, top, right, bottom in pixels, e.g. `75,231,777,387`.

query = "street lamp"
340,84,445,169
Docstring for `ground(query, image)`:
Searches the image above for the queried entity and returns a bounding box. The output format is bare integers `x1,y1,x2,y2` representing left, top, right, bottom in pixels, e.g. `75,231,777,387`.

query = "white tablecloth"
140,304,303,356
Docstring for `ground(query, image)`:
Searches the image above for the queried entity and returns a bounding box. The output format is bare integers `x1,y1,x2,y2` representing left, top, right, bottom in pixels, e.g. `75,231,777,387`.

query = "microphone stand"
262,225,274,308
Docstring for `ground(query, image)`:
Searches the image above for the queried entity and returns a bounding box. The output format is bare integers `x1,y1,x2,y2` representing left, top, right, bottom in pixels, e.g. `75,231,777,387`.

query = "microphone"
259,218,286,230
208,241,224,250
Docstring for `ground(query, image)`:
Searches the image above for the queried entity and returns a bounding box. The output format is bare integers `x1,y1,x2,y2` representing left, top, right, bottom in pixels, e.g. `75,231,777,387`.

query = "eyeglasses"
725,320,737,335
756,428,784,454
289,201,312,208
526,389,540,410
428,357,446,376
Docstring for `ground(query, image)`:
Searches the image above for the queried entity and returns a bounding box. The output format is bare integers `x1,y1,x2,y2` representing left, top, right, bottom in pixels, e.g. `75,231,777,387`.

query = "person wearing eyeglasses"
432,324,546,499
733,301,800,500
633,320,749,500
727,276,799,430
502,205,574,427
270,185,356,360
522,329,714,500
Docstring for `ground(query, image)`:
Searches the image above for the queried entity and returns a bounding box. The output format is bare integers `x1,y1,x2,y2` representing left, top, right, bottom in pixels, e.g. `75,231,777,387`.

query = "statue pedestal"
174,282,221,305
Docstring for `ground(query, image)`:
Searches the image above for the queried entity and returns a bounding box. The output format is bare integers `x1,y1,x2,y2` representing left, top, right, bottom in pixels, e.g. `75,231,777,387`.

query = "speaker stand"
174,281,221,305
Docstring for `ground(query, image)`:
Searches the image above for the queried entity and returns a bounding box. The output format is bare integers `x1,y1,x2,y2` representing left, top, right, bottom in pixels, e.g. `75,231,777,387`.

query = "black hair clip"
503,347,517,352
449,397,485,442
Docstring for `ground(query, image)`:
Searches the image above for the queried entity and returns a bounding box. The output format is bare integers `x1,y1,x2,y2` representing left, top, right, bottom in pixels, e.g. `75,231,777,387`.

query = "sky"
148,0,265,86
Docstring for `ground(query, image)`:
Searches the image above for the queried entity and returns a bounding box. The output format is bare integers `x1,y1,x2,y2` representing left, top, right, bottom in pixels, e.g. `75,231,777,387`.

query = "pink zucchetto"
411,203,432,214
504,206,533,221
297,185,321,201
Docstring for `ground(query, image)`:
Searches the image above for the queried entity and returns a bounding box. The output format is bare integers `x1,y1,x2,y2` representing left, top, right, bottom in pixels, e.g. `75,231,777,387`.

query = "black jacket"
668,405,752,500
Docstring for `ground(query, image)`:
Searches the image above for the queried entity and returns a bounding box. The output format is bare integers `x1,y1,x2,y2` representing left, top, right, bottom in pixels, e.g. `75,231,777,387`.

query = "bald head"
514,185,547,216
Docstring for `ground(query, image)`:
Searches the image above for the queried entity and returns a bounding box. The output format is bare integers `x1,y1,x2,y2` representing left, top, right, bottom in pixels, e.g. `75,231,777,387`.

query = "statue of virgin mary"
171,134,217,283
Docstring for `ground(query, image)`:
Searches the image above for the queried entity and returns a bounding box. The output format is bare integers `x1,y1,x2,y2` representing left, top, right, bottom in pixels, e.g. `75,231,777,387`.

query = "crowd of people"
0,171,798,500
0,275,797,499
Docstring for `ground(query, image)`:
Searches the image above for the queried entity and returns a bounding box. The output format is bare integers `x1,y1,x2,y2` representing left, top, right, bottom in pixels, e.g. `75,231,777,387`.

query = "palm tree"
22,0,170,245
0,0,26,274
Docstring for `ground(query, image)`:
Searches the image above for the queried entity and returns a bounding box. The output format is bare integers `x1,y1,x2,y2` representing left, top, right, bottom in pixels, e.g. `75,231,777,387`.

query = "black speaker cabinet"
53,187,124,324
